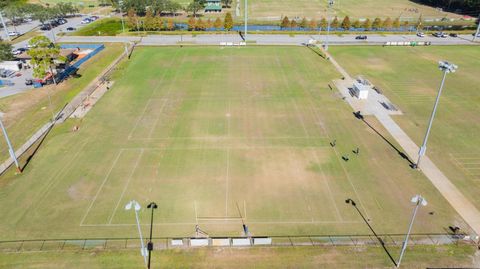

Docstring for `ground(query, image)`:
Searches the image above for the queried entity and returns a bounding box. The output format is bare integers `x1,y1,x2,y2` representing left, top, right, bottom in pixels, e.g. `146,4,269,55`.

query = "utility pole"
415,61,457,169
324,0,334,51
0,12,11,42
118,0,129,56
397,195,427,268
0,118,20,172
125,200,148,267
146,202,158,269
244,0,248,42
473,14,480,42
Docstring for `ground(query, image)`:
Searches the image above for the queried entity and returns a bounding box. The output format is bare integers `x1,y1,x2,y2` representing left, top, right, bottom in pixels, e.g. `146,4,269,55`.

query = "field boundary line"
80,149,124,226
108,149,144,224
147,99,168,139
225,148,230,217
80,220,364,227
127,99,153,139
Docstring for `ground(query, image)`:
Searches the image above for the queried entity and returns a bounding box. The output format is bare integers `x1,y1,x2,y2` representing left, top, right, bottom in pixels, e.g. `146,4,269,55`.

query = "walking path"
324,48,480,237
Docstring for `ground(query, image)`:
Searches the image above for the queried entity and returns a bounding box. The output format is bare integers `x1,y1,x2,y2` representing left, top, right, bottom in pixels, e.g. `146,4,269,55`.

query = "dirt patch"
67,179,96,201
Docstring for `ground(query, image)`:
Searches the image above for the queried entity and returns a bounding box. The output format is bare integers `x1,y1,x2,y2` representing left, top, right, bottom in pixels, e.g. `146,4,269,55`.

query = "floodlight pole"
397,195,427,268
473,14,480,42
415,61,457,169
244,0,248,42
0,12,10,42
125,200,147,267
146,202,158,269
324,0,334,51
0,118,20,172
119,0,129,56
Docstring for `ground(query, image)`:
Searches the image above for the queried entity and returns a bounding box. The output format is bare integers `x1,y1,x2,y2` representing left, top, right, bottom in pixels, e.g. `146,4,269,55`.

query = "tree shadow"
353,111,414,167
20,122,55,172
346,198,398,267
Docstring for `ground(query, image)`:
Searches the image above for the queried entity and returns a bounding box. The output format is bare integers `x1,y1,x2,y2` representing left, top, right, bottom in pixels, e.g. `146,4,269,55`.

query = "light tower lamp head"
125,200,141,211
438,61,458,73
411,195,428,206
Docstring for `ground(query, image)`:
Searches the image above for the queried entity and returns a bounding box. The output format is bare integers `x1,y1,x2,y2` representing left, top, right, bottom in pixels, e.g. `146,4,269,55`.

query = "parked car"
7,31,20,36
90,16,99,21
416,32,425,37
355,35,367,40
433,32,447,38
40,24,52,31
12,47,27,55
66,27,76,31
25,79,33,86
56,18,67,24
472,33,480,37
81,18,91,24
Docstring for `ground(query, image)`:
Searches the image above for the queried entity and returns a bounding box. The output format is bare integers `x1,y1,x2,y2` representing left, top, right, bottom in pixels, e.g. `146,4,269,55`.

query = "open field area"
329,45,480,217
0,245,477,268
0,43,123,163
242,0,460,20
0,46,470,240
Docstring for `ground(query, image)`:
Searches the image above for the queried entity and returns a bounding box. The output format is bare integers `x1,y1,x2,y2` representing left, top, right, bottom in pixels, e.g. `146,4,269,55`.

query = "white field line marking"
225,148,230,217
128,98,153,139
292,99,310,138
108,149,144,224
147,99,168,139
80,149,124,226
80,220,363,227
129,136,328,140
311,148,343,221
244,200,247,221
194,201,198,224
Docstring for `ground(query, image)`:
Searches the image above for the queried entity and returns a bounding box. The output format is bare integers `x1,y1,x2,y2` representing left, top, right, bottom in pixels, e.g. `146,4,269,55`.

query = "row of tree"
281,16,417,30
187,13,233,30
112,0,233,17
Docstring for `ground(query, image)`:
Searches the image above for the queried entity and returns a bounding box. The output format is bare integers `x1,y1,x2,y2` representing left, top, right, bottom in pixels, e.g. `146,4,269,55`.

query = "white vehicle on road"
8,31,20,36
416,32,425,37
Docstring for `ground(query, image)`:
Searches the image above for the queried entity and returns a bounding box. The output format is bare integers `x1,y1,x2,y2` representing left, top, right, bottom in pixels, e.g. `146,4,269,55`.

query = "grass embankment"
0,245,476,268
73,18,124,36
0,43,124,163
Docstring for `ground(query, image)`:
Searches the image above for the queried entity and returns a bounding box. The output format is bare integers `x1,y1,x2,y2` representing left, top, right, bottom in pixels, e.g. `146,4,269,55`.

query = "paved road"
57,33,480,46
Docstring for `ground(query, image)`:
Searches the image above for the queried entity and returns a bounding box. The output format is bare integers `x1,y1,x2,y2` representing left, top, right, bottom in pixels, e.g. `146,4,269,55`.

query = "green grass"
0,44,124,162
0,244,476,268
0,46,465,240
329,45,480,214
73,18,124,36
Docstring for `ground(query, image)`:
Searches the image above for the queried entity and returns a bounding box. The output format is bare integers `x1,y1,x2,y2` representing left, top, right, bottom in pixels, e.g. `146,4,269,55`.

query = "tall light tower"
0,12,10,42
118,0,129,56
397,195,427,268
415,61,457,169
324,0,334,51
473,14,480,42
244,0,248,42
0,117,20,172
125,200,147,267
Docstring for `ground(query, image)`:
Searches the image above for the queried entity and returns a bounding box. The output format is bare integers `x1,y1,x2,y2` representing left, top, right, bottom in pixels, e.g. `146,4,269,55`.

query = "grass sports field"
330,45,480,216
0,46,469,240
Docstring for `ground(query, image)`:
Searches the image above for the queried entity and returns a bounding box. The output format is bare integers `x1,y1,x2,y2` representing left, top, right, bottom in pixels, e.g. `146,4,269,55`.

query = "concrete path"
325,49,480,236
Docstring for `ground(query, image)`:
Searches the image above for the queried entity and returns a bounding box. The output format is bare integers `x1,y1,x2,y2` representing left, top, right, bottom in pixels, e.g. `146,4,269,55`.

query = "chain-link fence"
0,233,475,253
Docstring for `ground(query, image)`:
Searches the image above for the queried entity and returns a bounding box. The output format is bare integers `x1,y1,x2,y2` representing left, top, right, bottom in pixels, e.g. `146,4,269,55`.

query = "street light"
146,202,158,269
324,0,334,51
414,61,457,169
118,0,129,56
397,195,427,268
125,200,147,267
244,0,248,42
0,12,11,42
0,117,20,172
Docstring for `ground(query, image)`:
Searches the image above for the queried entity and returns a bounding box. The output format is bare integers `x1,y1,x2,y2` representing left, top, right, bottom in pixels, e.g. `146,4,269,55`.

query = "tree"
221,0,232,8
144,9,155,30
416,14,424,31
382,17,393,30
319,17,327,30
372,17,382,30
331,16,339,29
224,12,233,30
187,17,196,30
127,8,139,31
186,0,204,17
166,18,175,30
403,21,409,30
341,16,351,30
393,18,400,29
308,19,317,30
352,19,361,29
27,36,65,80
280,16,290,29
290,20,297,29
363,18,372,30
213,17,222,29
206,18,213,29
55,2,78,17
299,17,308,28
166,1,182,15
196,18,206,30
0,42,14,61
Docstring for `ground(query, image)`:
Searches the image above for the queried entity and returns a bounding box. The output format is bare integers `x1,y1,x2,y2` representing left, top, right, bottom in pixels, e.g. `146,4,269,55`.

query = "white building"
353,82,369,100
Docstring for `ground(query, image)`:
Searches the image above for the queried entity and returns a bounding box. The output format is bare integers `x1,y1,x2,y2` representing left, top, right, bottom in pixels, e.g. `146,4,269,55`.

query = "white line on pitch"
108,149,144,224
127,98,153,139
80,149,124,226
225,148,230,217
147,99,168,139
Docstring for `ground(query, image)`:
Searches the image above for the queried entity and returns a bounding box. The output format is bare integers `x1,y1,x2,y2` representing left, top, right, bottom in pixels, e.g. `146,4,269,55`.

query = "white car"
416,32,425,37
81,18,91,24
8,31,20,36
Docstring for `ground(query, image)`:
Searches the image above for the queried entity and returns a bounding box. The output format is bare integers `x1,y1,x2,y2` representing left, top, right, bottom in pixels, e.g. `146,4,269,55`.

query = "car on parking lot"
66,27,76,31
40,24,52,31
472,33,480,37
12,48,27,55
90,16,99,21
416,32,425,37
449,33,458,37
56,18,67,24
81,18,91,24
355,35,367,40
8,31,20,36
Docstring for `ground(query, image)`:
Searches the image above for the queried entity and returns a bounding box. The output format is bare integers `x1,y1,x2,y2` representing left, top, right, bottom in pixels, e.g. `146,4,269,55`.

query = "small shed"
353,82,369,100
